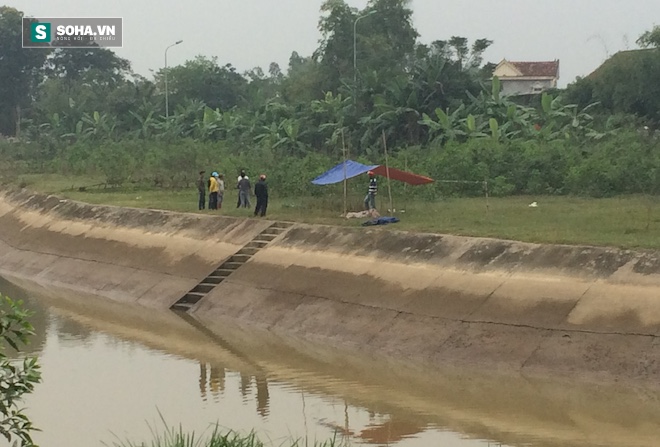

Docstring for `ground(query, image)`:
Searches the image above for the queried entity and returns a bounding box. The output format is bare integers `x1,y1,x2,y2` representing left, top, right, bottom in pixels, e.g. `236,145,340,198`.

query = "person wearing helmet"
364,170,377,211
254,174,269,217
208,171,220,210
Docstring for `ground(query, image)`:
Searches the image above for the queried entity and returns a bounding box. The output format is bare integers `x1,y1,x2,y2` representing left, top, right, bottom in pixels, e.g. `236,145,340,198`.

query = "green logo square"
30,22,51,42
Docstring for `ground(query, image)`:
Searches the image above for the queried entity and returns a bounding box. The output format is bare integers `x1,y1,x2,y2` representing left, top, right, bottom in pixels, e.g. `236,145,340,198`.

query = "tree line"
1,2,660,197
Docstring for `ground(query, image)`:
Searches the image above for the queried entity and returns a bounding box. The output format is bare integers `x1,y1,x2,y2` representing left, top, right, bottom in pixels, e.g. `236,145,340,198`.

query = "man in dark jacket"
254,174,269,217
197,170,206,210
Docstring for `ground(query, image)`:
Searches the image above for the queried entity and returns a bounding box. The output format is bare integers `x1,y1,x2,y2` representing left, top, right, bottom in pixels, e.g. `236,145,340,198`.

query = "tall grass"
109,426,262,447
108,426,343,447
105,416,344,447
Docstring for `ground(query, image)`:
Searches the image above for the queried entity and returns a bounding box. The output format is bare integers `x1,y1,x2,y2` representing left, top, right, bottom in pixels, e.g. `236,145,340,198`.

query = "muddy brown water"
2,276,660,447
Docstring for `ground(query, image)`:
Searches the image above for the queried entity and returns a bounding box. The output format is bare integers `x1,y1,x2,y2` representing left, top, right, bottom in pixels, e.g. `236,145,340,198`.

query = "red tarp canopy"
371,165,434,185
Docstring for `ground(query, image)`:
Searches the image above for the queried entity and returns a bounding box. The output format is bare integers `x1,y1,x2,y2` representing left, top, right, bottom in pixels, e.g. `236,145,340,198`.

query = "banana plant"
190,106,221,141
129,110,157,139
59,119,84,142
463,113,489,138
532,93,585,141
419,104,466,144
311,91,352,152
80,111,118,141
253,122,281,148
489,118,499,140
153,112,187,140
371,92,421,146
36,113,64,136
273,118,307,156
221,109,248,141
167,99,206,138
53,97,85,141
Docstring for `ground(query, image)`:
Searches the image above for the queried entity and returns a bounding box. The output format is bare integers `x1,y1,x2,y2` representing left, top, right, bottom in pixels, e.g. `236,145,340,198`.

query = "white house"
492,59,560,96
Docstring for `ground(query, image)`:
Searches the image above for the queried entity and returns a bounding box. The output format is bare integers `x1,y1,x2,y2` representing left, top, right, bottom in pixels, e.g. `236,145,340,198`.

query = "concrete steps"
170,221,294,311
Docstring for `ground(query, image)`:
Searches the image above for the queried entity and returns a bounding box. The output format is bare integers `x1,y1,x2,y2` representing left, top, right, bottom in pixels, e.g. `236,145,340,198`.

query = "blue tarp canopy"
312,160,434,186
311,160,378,185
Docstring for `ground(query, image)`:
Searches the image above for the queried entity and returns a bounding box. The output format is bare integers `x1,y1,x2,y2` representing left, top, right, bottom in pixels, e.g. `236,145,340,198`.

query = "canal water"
2,275,660,447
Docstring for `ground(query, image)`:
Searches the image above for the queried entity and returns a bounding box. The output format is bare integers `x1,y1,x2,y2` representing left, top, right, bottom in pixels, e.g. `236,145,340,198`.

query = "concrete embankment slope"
194,225,660,383
1,187,660,382
0,188,272,307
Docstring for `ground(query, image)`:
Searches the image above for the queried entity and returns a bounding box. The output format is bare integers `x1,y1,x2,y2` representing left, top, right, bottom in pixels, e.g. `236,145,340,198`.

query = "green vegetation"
565,25,660,122
107,423,343,447
0,6,659,441
0,294,41,447
0,2,648,155
1,3,660,250
3,125,659,199
17,173,660,249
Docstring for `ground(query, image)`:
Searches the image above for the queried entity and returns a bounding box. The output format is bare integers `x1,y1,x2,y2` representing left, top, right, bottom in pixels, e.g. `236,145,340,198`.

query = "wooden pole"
15,104,21,139
404,154,408,196
381,129,394,214
341,128,348,217
484,180,490,215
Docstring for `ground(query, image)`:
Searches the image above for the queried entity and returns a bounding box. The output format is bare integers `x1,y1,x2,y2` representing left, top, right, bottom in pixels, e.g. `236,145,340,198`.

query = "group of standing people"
197,168,376,218
197,169,269,217
204,171,225,210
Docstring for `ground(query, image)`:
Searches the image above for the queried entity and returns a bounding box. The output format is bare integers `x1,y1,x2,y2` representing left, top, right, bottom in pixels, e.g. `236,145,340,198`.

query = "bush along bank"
1,129,659,199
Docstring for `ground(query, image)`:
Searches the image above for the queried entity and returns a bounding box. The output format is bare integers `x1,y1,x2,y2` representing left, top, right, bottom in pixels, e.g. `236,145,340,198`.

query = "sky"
10,0,660,87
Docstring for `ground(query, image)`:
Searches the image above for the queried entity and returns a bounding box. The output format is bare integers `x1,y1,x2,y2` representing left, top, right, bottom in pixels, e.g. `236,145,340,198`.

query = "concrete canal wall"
1,187,660,383
0,188,272,308
6,277,660,447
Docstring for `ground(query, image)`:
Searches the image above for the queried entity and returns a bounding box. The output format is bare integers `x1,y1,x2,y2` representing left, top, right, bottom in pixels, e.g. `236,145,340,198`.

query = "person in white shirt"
236,170,251,208
237,169,249,183
217,174,225,209
237,175,252,208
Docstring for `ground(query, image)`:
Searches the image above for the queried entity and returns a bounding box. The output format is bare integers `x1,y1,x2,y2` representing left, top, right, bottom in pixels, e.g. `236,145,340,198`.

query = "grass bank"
12,174,660,250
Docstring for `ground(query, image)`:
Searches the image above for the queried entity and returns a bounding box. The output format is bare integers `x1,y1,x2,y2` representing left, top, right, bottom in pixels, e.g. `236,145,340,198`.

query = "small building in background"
492,59,560,96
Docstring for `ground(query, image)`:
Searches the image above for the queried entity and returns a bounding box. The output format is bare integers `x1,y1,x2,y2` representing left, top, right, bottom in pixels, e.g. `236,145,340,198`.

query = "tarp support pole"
341,129,347,217
484,180,490,215
381,129,394,214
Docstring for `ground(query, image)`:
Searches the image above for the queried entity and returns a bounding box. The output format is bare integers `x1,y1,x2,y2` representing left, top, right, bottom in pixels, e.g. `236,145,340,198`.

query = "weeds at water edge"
104,412,346,447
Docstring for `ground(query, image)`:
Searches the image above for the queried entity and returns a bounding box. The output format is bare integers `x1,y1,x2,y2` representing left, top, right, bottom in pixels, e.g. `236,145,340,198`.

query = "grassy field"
13,174,660,250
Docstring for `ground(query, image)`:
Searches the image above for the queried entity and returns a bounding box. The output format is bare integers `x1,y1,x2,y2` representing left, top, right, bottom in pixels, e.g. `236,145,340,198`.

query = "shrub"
0,294,41,446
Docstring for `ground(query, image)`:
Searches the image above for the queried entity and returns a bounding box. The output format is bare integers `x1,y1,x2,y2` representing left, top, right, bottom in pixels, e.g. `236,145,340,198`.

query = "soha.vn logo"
30,22,51,42
30,22,116,42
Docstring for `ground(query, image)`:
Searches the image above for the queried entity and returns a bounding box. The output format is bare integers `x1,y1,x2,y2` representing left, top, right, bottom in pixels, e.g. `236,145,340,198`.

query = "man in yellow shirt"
208,172,219,210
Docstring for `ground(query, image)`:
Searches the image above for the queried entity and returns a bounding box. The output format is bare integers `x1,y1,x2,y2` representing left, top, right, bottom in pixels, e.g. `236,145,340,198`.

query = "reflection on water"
0,276,503,447
2,275,660,447
198,363,270,418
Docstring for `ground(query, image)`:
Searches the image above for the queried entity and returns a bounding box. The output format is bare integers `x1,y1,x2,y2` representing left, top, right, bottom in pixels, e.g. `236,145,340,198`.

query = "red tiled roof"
509,60,559,78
